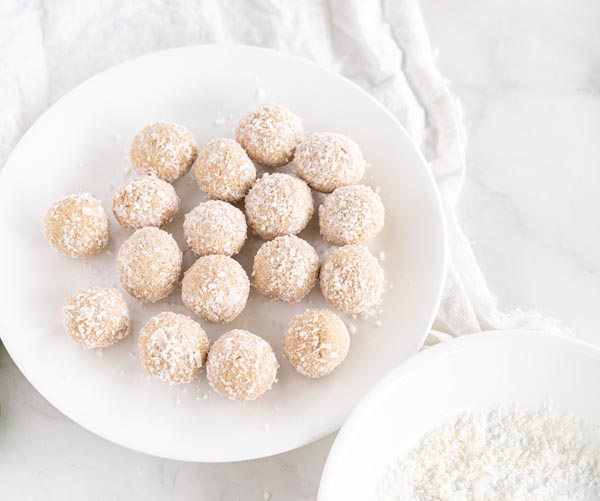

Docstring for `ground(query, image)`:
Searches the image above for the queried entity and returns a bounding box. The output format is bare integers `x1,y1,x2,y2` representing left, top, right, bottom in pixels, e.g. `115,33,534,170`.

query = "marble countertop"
1,1,599,499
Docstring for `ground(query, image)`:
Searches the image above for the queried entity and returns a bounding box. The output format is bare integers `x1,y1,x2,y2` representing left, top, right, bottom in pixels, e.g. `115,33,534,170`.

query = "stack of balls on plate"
44,104,385,401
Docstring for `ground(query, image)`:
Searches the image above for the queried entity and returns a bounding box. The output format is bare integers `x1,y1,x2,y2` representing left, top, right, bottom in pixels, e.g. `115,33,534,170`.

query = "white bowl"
318,331,600,500
0,45,446,462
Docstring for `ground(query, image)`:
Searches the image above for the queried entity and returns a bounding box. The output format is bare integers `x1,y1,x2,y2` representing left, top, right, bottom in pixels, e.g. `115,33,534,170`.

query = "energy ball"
62,287,129,349
206,329,278,401
245,173,313,239
253,235,319,303
319,185,385,245
283,309,350,379
130,121,197,183
44,194,110,258
112,175,180,230
181,255,249,323
236,104,303,167
183,201,247,257
320,245,384,314
193,138,256,202
294,132,366,193
138,312,209,385
117,227,182,303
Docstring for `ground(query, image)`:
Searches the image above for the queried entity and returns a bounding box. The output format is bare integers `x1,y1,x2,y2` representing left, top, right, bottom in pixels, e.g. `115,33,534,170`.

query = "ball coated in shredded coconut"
44,194,110,258
138,312,209,385
245,173,313,239
206,329,278,401
181,255,249,323
294,132,366,193
130,121,198,183
236,104,303,167
193,138,256,202
113,175,180,230
320,245,384,314
62,287,130,349
253,235,319,303
183,201,247,257
117,227,182,303
283,308,350,378
319,185,385,245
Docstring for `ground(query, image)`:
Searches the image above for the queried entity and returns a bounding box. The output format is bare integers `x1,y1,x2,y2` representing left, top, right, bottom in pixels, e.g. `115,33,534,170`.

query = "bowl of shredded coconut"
318,331,600,500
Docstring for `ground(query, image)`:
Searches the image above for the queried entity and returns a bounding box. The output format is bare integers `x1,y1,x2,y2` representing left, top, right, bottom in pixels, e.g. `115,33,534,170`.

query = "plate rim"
318,330,600,499
0,43,448,462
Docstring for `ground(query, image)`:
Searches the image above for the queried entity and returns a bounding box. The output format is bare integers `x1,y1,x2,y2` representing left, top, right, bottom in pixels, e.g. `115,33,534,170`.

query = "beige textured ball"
62,287,129,349
44,194,110,258
253,235,319,303
206,329,279,401
183,201,247,257
320,245,384,314
319,185,385,245
283,309,350,378
245,173,313,239
117,227,182,303
138,312,209,385
193,138,256,202
236,104,303,167
181,255,249,323
113,175,180,230
130,121,197,183
294,132,366,193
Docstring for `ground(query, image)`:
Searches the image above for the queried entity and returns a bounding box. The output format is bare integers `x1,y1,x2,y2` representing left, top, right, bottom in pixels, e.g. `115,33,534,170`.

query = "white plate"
0,45,446,462
318,331,600,499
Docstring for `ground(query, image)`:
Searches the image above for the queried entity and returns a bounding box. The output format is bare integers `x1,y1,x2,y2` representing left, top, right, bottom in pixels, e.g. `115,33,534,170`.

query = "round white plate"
318,331,600,499
0,45,446,462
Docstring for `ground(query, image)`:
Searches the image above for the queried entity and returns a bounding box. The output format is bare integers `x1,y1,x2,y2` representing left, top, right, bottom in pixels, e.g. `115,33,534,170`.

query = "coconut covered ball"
61,287,129,349
181,255,249,323
253,235,319,303
113,175,180,230
138,312,209,385
236,104,303,168
283,309,350,379
294,132,366,193
44,194,110,258
130,121,197,183
183,201,247,257
206,329,279,401
193,138,256,202
117,227,182,303
319,185,385,245
320,245,384,314
245,173,313,239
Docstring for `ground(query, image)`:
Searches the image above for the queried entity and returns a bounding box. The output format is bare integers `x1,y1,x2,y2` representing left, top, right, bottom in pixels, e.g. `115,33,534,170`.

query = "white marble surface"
1,1,600,499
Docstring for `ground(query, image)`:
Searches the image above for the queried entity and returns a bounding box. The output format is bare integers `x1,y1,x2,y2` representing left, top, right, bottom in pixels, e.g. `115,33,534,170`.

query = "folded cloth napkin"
0,0,568,342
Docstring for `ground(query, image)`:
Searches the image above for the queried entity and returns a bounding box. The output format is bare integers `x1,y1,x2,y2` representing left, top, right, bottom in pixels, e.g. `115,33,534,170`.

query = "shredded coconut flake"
377,403,600,500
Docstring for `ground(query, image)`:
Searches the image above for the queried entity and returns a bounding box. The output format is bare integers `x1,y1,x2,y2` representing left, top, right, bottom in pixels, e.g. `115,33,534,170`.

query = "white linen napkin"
0,0,569,343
